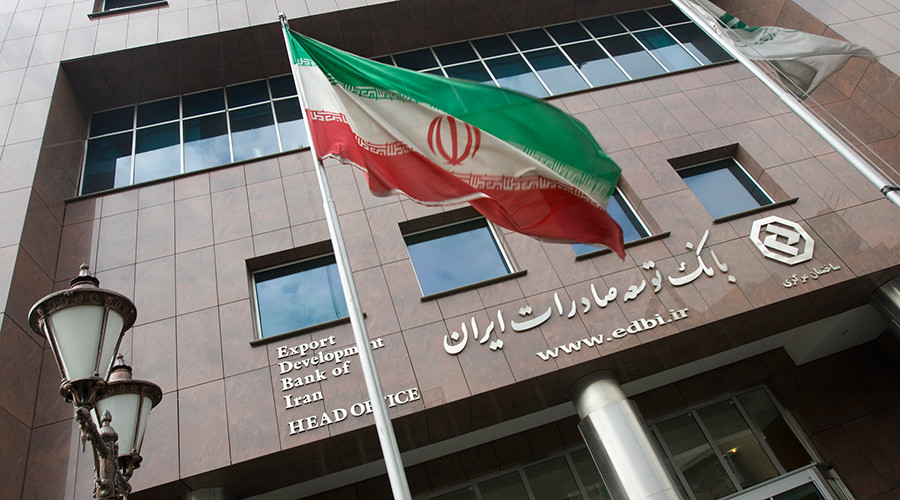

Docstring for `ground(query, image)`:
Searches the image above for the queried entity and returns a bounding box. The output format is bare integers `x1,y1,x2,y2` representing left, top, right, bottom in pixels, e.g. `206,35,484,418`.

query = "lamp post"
29,264,162,500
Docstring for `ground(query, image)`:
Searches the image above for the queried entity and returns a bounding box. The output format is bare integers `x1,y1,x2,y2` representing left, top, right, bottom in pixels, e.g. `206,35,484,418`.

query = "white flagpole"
670,0,900,209
279,14,412,499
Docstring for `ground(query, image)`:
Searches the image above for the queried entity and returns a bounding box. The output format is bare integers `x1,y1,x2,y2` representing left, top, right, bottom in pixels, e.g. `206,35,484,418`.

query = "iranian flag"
285,29,625,258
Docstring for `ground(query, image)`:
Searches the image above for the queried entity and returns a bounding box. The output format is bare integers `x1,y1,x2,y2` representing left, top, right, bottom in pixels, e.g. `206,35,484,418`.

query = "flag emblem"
427,115,481,166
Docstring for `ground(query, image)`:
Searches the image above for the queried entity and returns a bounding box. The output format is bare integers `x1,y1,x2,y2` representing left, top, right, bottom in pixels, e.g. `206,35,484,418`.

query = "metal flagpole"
669,0,900,209
278,14,413,499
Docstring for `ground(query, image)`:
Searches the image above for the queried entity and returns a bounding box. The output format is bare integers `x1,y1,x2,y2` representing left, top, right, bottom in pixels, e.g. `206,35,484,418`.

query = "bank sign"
442,216,839,359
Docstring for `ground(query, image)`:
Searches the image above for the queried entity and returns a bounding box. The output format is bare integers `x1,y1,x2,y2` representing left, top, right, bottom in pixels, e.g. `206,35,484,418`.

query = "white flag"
691,0,876,98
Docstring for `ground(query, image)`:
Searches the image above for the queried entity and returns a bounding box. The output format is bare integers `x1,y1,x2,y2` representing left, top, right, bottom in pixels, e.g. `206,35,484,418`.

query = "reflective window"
405,218,511,296
652,388,814,499
103,0,160,11
383,9,729,96
253,255,349,339
679,158,772,219
82,76,308,195
573,190,649,256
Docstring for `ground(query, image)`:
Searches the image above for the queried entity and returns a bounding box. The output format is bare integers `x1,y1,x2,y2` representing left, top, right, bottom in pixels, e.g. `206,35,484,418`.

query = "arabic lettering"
782,263,841,288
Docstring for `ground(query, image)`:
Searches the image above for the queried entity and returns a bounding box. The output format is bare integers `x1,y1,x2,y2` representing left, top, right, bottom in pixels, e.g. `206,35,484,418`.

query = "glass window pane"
547,22,591,43
269,75,297,98
83,132,133,194
571,449,612,500
445,62,494,84
372,55,393,65
524,456,583,499
183,113,230,172
635,29,699,72
433,486,477,500
90,107,134,137
105,0,155,10
615,10,659,30
183,89,225,117
603,34,665,79
137,97,179,127
564,42,628,87
405,218,510,296
472,35,516,57
433,41,478,65
679,159,771,218
525,47,589,94
773,483,826,500
648,5,690,25
134,122,180,183
581,16,625,38
274,99,308,151
510,28,553,50
668,24,732,64
229,103,279,161
485,54,548,97
573,191,647,255
657,413,737,500
394,48,438,70
697,400,780,488
478,472,529,500
737,389,812,473
227,80,270,108
254,256,349,338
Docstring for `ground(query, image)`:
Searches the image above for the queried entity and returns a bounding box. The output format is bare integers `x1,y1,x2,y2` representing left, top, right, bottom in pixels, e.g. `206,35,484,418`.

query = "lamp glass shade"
47,304,125,381
95,391,153,456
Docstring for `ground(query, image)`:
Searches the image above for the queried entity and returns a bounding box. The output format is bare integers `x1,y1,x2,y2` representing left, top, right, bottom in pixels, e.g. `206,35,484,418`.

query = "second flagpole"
279,14,412,499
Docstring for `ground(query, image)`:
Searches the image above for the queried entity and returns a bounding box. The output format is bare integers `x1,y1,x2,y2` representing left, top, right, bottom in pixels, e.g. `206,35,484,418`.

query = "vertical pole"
279,15,412,500
669,0,900,209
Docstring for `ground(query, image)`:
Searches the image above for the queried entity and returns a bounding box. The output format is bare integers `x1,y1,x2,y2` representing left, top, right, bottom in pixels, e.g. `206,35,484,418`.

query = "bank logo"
750,216,814,265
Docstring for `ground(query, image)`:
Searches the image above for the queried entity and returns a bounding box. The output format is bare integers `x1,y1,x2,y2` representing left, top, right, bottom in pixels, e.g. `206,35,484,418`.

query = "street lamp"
29,264,162,500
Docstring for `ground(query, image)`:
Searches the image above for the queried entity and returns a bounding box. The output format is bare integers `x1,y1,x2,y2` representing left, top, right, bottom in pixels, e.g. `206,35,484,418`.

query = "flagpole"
670,0,900,209
279,14,413,499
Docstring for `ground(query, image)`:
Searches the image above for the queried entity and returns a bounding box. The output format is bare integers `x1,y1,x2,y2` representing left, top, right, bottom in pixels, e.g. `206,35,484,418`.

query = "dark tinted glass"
573,192,647,255
229,103,279,161
134,122,180,183
183,89,225,117
615,10,658,30
471,35,516,57
525,48,588,94
680,158,771,218
90,107,134,137
697,400,779,488
635,29,699,71
405,218,510,296
603,34,664,79
445,62,494,84
564,42,627,87
83,132,133,194
546,22,591,43
137,98,179,127
657,414,737,500
668,24,732,64
486,55,548,97
393,48,437,70
183,113,230,171
510,28,553,50
737,389,813,472
273,99,308,151
254,256,348,337
582,16,625,37
648,5,690,25
268,75,297,98
433,41,478,65
226,80,270,107
105,0,156,9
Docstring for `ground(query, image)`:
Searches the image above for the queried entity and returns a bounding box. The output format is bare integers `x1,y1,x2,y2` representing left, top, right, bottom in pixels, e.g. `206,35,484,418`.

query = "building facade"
1,0,899,499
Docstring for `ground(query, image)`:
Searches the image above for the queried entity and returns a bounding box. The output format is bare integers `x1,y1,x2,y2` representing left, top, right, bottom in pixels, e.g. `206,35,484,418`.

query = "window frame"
677,157,774,220
90,0,168,17
573,188,652,258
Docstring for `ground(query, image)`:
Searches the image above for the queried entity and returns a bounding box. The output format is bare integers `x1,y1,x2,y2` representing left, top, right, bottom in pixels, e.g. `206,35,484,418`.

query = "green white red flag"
284,29,625,258
691,0,875,98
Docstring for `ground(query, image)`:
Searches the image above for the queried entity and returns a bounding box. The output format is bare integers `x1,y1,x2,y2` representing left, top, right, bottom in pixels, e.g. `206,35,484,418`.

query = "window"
651,388,817,500
678,158,772,219
94,0,167,14
252,255,348,339
377,6,731,98
429,447,611,500
573,189,649,256
405,218,511,296
82,75,307,195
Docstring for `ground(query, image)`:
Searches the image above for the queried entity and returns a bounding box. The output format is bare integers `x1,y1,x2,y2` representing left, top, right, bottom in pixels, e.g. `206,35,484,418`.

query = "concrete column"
570,371,683,500
179,488,235,500
871,276,900,340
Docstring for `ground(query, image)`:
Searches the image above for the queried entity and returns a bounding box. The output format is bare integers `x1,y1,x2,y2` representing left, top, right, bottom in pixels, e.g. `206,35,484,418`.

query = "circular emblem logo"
750,216,814,266
427,115,481,165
